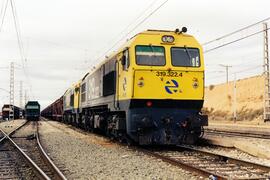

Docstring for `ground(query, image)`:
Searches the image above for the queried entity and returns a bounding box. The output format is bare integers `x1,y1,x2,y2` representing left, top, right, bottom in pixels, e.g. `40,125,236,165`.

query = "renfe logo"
165,79,179,94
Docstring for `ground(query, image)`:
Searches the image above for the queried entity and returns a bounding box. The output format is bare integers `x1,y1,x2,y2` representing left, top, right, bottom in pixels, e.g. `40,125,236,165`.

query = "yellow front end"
74,82,81,110
116,30,207,145
118,30,205,101
133,70,203,100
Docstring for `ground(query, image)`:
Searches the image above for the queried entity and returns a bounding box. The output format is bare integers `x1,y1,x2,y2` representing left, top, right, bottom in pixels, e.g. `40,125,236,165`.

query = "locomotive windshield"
26,105,39,109
171,47,200,67
135,45,165,66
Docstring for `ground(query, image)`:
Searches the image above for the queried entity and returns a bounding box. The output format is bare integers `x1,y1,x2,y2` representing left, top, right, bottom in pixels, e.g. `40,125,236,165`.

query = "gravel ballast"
0,119,26,134
200,136,270,166
39,120,197,179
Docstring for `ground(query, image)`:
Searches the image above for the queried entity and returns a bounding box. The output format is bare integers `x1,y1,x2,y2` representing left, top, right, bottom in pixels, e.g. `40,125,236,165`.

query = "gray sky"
0,0,270,109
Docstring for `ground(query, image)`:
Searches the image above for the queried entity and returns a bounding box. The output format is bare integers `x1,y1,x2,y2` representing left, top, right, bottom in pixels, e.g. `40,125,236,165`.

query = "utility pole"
19,81,23,118
9,62,15,120
233,73,237,123
24,90,27,106
219,64,232,83
20,81,23,108
263,23,270,122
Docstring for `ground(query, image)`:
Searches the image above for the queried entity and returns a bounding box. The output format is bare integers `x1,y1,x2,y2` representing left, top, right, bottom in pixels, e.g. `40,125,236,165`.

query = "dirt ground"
203,75,266,123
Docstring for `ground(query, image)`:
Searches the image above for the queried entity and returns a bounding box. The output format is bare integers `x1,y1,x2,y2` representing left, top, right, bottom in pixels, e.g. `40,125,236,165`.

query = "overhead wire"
0,87,9,93
232,65,262,74
25,36,87,52
0,0,6,18
206,56,263,68
203,16,270,46
206,65,262,81
203,16,270,83
93,0,159,61
94,0,169,64
204,27,270,53
10,0,24,65
9,0,34,99
0,0,8,32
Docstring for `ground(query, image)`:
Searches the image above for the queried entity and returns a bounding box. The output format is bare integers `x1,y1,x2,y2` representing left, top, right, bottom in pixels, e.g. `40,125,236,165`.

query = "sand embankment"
203,75,264,123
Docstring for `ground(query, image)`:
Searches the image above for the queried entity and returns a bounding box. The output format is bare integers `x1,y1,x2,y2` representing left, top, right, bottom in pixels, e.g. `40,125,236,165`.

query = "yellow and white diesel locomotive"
61,28,208,145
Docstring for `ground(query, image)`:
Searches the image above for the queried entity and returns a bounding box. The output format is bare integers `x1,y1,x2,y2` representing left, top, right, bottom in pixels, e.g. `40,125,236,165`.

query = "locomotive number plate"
155,71,183,77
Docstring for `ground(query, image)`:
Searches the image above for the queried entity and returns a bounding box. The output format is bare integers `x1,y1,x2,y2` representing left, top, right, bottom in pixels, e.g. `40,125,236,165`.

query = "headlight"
192,78,199,89
137,77,144,87
161,35,174,43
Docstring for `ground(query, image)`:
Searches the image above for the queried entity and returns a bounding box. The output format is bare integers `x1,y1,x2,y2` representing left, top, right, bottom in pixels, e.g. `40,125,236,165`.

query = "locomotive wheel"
82,115,86,130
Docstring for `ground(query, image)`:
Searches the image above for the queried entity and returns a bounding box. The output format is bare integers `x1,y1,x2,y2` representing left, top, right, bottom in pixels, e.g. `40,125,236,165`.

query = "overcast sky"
0,0,270,109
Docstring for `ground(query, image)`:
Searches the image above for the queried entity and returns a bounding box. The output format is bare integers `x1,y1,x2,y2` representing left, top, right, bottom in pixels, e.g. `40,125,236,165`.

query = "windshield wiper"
184,45,192,65
149,44,155,66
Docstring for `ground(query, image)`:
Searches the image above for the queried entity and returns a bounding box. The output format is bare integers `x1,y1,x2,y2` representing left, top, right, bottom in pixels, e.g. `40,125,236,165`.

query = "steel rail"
0,120,28,143
0,131,4,142
177,145,270,172
138,145,270,179
205,129,270,139
0,128,50,180
41,118,219,178
138,147,226,179
0,120,67,179
36,121,67,180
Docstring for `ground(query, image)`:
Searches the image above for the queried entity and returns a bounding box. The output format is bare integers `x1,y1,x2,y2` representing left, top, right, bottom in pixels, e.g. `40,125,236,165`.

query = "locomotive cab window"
171,47,200,67
122,49,129,71
26,105,39,109
81,83,86,102
70,94,74,107
136,45,165,66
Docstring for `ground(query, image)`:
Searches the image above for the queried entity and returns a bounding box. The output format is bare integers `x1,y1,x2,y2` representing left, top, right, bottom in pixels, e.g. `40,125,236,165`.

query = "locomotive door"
117,49,131,103
114,54,121,109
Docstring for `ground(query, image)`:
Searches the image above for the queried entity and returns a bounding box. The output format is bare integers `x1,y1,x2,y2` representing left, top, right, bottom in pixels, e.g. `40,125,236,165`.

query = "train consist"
25,101,40,121
42,28,208,145
41,97,63,121
1,104,24,120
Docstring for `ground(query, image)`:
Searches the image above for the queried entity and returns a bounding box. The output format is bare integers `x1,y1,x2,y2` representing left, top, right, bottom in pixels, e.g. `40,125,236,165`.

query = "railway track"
0,121,67,180
141,145,270,179
205,128,270,139
0,130,4,141
41,118,270,179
